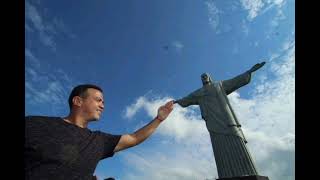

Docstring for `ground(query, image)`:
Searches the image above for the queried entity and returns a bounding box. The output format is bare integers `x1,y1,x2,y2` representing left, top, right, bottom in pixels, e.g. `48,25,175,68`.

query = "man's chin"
89,117,100,122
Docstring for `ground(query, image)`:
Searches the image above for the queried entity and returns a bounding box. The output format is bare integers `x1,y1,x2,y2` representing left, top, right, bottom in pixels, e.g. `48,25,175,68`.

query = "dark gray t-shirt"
25,116,121,180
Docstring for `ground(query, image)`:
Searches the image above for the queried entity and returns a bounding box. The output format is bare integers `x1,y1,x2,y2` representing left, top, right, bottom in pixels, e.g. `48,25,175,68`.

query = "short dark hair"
68,84,103,110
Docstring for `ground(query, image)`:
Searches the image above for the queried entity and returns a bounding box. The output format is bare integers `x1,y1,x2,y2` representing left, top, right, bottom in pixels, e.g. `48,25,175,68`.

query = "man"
174,62,266,178
25,84,174,180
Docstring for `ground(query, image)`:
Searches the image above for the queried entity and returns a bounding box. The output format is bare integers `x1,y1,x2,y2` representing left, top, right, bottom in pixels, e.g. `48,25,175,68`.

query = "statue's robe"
176,72,258,178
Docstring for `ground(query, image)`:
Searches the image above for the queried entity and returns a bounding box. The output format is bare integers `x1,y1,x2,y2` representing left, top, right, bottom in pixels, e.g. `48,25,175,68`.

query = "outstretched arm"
174,91,199,107
247,61,266,74
222,61,266,95
114,100,174,152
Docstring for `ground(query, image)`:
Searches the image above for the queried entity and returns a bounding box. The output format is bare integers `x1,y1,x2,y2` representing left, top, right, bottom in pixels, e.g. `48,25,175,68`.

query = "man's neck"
63,114,88,128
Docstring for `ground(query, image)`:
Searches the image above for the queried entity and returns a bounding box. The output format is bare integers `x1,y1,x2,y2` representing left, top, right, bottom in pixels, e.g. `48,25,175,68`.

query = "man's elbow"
115,134,138,152
128,133,140,147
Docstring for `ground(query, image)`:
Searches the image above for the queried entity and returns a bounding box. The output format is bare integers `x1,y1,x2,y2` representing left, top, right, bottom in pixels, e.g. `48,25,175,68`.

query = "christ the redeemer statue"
174,62,268,179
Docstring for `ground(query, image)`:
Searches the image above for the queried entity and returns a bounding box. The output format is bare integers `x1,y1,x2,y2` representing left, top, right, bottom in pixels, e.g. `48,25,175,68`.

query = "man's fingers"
166,104,173,111
162,105,173,112
160,103,173,114
165,100,174,107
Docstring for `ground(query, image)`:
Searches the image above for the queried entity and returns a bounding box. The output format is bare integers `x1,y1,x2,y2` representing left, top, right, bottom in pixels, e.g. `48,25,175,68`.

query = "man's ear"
72,96,83,107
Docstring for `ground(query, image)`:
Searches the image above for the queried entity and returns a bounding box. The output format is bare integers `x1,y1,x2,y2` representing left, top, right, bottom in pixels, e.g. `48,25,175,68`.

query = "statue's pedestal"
217,175,269,180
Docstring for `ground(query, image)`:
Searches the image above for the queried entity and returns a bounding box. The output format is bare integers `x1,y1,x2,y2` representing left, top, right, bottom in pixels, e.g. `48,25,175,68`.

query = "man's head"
68,84,104,121
201,73,213,85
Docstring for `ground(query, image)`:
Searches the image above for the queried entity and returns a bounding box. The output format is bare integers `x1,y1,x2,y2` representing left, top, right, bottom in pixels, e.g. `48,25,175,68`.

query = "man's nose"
99,104,104,110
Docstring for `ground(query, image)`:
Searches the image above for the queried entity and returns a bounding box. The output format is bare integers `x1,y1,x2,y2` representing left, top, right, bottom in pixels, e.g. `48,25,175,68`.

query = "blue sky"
25,0,295,180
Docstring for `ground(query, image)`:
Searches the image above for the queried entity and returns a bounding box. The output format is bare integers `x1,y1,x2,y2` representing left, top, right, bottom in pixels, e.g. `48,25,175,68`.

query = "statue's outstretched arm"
247,61,266,74
174,92,199,107
222,61,266,95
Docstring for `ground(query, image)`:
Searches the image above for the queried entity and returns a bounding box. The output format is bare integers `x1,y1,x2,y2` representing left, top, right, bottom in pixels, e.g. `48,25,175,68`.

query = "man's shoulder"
26,115,60,121
25,115,62,125
93,130,122,140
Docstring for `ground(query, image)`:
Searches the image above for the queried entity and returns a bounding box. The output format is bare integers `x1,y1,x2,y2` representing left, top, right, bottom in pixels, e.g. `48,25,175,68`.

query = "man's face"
80,88,104,121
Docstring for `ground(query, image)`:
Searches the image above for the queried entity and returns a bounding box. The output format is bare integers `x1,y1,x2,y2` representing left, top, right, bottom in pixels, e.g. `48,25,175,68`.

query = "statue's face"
201,73,212,85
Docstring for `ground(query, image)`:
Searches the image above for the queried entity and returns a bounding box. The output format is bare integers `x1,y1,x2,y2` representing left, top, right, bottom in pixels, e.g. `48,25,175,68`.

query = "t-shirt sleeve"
97,131,121,159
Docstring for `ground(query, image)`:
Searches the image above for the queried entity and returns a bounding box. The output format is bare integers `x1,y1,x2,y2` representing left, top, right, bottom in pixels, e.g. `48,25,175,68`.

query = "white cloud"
123,96,217,179
240,0,287,21
272,0,285,7
124,97,149,119
122,141,216,180
124,96,208,142
122,39,294,180
226,40,294,180
240,0,264,20
205,0,221,33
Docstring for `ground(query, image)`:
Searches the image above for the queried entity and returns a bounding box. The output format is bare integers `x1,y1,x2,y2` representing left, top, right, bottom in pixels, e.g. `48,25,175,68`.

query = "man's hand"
248,61,266,73
156,100,174,121
114,100,175,152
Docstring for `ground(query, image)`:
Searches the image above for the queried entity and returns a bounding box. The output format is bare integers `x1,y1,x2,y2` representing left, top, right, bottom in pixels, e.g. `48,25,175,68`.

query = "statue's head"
201,73,213,85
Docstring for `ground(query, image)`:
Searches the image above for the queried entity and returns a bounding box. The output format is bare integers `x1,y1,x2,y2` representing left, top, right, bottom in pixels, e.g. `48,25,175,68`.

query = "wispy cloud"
25,2,45,31
240,0,264,20
25,49,41,68
26,81,66,105
205,0,221,34
25,49,76,115
265,1,288,39
241,19,250,36
25,2,76,51
122,39,295,180
270,8,286,27
25,2,56,51
240,0,286,21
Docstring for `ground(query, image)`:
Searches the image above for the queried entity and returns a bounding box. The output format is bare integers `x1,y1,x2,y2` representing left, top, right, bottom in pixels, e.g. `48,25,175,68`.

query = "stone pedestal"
217,175,269,180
